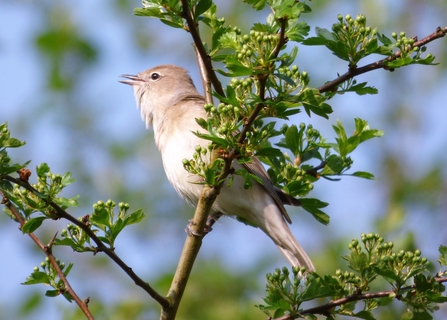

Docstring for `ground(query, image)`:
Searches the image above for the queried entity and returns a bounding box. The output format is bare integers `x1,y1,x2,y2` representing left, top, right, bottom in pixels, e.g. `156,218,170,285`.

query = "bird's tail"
261,205,315,272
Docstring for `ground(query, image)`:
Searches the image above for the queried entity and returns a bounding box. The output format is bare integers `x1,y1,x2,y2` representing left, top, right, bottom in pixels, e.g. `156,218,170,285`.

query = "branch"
2,175,169,309
161,185,220,320
273,276,447,320
238,18,288,145
318,26,447,93
196,46,214,105
181,0,225,98
0,190,94,320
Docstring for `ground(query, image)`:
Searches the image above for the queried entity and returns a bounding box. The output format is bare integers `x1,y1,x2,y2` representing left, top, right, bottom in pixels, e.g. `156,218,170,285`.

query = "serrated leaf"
242,0,266,10
45,290,60,298
63,263,74,277
160,18,184,29
378,33,393,46
22,271,50,285
194,0,212,19
372,266,398,282
286,21,310,42
365,38,379,54
342,82,378,95
301,277,334,301
300,198,330,225
90,208,110,229
124,209,145,226
244,93,263,105
36,163,50,177
134,8,164,18
54,238,83,251
350,171,375,179
255,147,283,158
22,216,47,234
353,310,375,320
285,125,300,156
315,27,336,41
385,56,413,68
438,245,447,266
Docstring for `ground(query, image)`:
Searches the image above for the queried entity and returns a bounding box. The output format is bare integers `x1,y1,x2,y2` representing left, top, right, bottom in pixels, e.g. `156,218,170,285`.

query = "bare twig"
318,26,447,93
2,175,169,308
0,190,94,320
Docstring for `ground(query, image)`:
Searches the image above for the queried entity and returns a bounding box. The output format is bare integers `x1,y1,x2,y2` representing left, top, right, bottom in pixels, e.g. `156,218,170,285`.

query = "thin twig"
195,45,214,104
0,190,94,320
180,0,225,98
2,175,169,308
318,26,447,93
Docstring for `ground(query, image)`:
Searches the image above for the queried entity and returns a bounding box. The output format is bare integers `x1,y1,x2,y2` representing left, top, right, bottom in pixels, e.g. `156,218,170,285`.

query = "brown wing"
243,157,301,224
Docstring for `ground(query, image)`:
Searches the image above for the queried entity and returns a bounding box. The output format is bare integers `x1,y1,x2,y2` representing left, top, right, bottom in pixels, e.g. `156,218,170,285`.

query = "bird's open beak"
119,74,146,86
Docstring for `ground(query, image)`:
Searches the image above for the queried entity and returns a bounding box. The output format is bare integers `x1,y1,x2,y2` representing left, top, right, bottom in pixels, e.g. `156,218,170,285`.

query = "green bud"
33,266,39,272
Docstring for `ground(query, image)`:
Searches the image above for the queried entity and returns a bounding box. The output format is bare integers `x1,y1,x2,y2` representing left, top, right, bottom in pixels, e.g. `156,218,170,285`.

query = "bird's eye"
150,72,160,81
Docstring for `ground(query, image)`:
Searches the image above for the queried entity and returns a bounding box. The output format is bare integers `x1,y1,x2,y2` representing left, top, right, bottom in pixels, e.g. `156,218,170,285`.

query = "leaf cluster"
56,200,144,251
22,258,75,303
258,234,447,319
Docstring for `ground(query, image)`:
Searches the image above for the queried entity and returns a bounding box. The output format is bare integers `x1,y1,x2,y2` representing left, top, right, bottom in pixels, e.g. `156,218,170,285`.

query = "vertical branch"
161,185,218,320
195,46,214,105
180,0,225,98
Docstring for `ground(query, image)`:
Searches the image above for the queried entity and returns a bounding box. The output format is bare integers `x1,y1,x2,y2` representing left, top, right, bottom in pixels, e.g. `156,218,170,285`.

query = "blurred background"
1,0,446,319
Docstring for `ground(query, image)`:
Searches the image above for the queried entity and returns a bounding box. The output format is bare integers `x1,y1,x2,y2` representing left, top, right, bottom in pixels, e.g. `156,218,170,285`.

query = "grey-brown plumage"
120,65,315,271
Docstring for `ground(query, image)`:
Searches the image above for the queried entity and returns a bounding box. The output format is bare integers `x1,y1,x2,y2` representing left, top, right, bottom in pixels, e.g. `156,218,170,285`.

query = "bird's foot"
184,212,223,237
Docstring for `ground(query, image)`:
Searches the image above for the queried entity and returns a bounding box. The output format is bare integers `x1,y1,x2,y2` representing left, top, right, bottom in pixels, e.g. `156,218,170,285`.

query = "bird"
120,64,315,271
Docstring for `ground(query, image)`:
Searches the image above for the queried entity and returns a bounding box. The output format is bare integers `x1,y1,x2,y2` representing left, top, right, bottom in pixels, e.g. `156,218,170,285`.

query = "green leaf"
54,238,83,251
350,171,375,179
242,0,266,10
90,208,110,229
342,82,378,95
378,33,393,46
315,27,336,42
372,266,398,282
22,271,50,285
300,198,330,225
298,89,333,119
285,125,300,156
365,38,379,54
63,262,74,277
255,147,283,158
438,245,447,266
353,310,375,320
134,8,164,18
301,277,334,301
36,163,50,177
286,21,310,42
321,155,344,175
21,216,47,234
160,18,184,29
194,0,213,19
45,290,60,298
385,56,413,68
123,209,145,226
